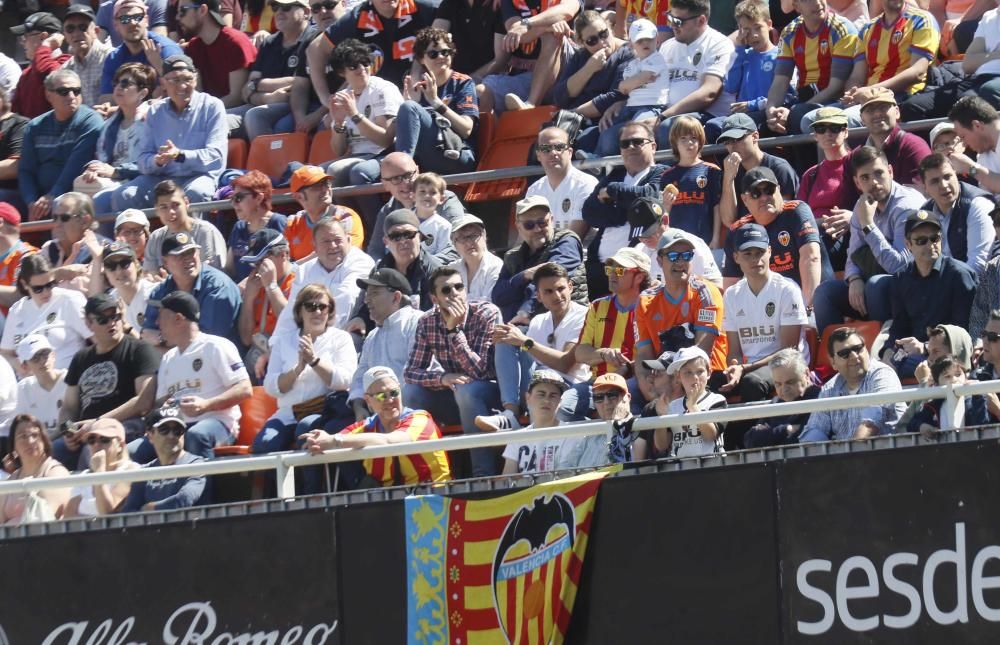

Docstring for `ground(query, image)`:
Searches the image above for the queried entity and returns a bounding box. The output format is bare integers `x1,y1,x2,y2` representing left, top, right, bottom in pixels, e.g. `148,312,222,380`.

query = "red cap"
0,203,20,227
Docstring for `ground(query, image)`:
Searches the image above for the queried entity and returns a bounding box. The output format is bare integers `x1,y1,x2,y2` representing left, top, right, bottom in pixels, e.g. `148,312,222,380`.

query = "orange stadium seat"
308,129,337,167
247,133,309,181
228,138,248,170
814,320,883,370
214,386,277,457
476,110,495,156
464,105,556,203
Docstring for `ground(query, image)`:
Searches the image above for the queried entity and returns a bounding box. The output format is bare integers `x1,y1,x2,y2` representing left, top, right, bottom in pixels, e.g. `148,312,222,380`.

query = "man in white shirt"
525,127,597,238
947,95,1000,194
445,214,502,303
501,369,569,474
150,291,252,459
721,222,808,448
628,196,722,286
14,334,67,440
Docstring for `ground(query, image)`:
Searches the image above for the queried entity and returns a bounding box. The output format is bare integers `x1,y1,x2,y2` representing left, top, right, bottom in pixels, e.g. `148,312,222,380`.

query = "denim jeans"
812,274,893,335
251,414,331,495
403,380,501,477
113,173,217,210
244,103,294,141
127,417,235,463
494,342,536,409
393,101,476,175
595,104,663,157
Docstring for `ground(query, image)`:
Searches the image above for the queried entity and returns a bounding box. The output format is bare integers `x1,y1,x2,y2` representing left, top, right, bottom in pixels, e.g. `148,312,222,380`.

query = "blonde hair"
668,116,706,152
734,0,770,23
414,172,447,195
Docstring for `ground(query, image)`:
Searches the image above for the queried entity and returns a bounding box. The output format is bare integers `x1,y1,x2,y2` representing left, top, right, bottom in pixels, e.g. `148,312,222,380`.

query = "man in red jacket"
10,13,71,119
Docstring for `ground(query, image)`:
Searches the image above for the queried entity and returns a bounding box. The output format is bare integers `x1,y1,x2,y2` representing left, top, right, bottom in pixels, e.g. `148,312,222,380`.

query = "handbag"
292,390,352,422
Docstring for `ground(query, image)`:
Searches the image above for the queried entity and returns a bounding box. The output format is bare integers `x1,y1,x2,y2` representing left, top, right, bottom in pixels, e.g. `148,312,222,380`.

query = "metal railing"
18,117,945,234
0,377,993,504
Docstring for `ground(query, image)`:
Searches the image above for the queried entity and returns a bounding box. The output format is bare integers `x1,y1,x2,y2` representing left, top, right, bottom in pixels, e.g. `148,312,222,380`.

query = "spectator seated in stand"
10,12,72,120
143,180,228,273
89,241,157,334
946,96,1000,194
64,419,139,517
858,90,932,189
111,208,151,265
525,126,597,239
630,196,721,286
657,117,722,250
237,230,295,379
0,203,37,315
907,356,995,434
0,414,71,524
558,372,639,468
501,369,569,475
13,335,68,440
551,10,633,120
41,193,111,292
411,172,458,262
648,346,727,458
743,348,820,448
226,170,288,283
445,214,503,303
98,0,183,106
61,4,114,109
286,165,364,257
0,86,28,213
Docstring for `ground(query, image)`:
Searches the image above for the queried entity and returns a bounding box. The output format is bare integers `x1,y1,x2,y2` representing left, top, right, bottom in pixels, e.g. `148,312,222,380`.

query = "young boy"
501,370,570,474
412,172,455,259
907,355,994,435
652,346,728,458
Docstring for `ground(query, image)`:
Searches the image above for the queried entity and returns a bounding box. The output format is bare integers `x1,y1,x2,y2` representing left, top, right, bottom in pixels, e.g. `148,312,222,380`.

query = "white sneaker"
475,409,522,432
504,94,534,111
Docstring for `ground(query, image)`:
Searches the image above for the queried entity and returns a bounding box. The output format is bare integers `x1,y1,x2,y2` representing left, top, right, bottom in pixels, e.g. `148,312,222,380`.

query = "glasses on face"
90,311,122,326
592,391,622,403
425,49,454,60
56,212,80,223
52,86,83,97
619,137,652,149
230,191,255,204
454,231,483,245
604,265,636,277
812,125,846,135
910,233,942,246
344,62,368,71
165,75,196,86
519,217,549,231
666,12,701,27
986,331,1000,344
311,0,338,10
118,12,146,24
103,258,133,272
748,184,777,200
387,230,419,242
537,142,570,154
933,140,958,152
29,280,56,295
86,435,115,447
371,388,401,402
584,28,610,47
383,170,416,185
835,342,866,359
657,250,695,262
303,301,330,313
269,2,299,11
438,282,465,296
64,23,91,34
114,78,138,90
155,423,186,437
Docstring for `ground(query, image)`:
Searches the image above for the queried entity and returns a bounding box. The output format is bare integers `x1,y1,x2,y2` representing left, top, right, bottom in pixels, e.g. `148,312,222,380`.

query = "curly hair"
413,27,455,61
329,38,373,71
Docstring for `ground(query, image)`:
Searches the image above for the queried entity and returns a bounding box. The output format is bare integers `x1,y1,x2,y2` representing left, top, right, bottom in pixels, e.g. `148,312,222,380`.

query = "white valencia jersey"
0,288,91,369
525,167,599,233
16,372,68,439
526,302,591,384
156,332,250,433
667,391,727,458
722,272,809,364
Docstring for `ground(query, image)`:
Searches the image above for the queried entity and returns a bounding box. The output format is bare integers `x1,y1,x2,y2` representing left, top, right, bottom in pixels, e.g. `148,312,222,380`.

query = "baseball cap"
65,4,97,21
627,196,664,238
929,122,957,146
290,165,331,193
113,0,147,18
666,346,710,375
628,18,657,42
642,350,676,372
384,208,420,231
356,267,413,295
656,228,693,252
102,240,137,262
160,290,200,322
146,404,186,431
85,419,126,443
861,88,897,111
161,231,198,256
515,195,551,217
527,369,568,392
85,292,120,317
608,247,651,273
189,0,226,25
0,202,21,227
811,107,848,128
114,208,149,231
15,334,53,363
592,372,628,394
731,222,770,251
450,213,485,235
11,12,62,35
162,54,197,76
903,209,942,236
717,113,757,143
741,166,779,193
362,366,398,392
240,229,287,264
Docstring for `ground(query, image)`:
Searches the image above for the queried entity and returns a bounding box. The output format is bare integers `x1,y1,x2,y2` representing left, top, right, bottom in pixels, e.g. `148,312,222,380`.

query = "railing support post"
276,461,296,499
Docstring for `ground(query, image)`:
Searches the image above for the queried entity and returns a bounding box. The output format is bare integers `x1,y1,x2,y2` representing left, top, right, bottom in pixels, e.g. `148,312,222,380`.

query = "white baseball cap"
629,18,657,42
16,334,53,363
115,208,149,231
666,346,710,375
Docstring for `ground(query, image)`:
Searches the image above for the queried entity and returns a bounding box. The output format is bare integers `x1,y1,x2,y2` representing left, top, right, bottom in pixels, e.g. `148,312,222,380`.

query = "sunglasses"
155,423,186,437
910,233,942,246
57,212,80,222
117,12,145,24
269,2,300,10
748,184,777,199
387,230,419,242
86,435,115,446
303,301,330,313
438,283,465,296
812,124,846,135
371,388,401,402
90,311,122,326
29,280,56,294
519,217,549,231
230,191,255,204
537,142,570,154
114,79,138,90
604,265,636,277
657,250,695,262
619,137,652,149
311,0,338,9
425,49,454,59
835,342,866,359
64,23,90,33
666,12,701,27
103,258,133,272
584,28,610,47
592,391,622,403
383,170,415,185
52,87,82,97
985,331,1000,343
345,62,369,71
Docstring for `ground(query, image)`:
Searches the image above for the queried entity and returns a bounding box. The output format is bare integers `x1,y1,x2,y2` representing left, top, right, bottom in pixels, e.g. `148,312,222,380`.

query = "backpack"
526,110,585,166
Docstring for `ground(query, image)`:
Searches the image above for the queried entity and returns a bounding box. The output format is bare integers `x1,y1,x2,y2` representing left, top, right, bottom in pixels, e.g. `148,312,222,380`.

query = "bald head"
380,152,418,203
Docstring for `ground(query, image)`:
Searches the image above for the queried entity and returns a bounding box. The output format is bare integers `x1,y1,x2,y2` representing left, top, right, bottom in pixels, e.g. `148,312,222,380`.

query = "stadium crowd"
0,0,999,520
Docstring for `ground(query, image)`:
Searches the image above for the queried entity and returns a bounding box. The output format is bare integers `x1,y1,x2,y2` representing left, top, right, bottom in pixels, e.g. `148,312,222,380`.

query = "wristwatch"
862,224,874,236
519,16,531,28
434,102,448,115
447,324,464,334
522,338,535,350
174,151,186,163
309,356,321,367
333,123,348,134
350,113,363,124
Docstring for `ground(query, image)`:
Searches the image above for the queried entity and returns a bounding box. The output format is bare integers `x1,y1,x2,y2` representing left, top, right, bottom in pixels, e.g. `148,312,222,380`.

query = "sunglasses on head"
812,124,845,135
592,391,622,403
657,250,695,262
619,137,652,149
103,258,133,272
519,217,549,231
371,388,400,402
91,311,122,326
438,282,465,296
155,423,186,437
52,86,82,97
584,28,610,47
748,184,777,199
604,265,636,277
117,12,145,24
230,191,254,204
387,230,419,242
910,233,942,246
425,48,454,59
537,142,570,154
86,435,115,446
29,280,56,295
986,331,1000,344
311,0,338,10
835,342,866,359
303,301,330,313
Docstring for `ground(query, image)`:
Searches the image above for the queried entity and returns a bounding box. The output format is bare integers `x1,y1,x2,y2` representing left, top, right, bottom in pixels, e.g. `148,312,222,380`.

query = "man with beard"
98,0,183,106
859,89,931,187
178,0,256,112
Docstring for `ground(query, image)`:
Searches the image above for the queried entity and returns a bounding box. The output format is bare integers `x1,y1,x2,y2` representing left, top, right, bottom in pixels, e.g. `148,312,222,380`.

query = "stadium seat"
228,138,248,170
308,129,336,167
476,110,495,156
814,320,884,370
214,386,277,457
464,105,556,203
247,133,309,181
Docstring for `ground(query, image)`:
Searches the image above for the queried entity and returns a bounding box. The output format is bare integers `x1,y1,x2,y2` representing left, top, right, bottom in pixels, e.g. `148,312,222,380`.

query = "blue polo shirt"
142,265,242,345
100,31,183,94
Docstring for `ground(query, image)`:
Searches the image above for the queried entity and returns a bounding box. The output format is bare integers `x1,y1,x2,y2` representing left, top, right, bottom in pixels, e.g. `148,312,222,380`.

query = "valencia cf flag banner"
405,470,611,644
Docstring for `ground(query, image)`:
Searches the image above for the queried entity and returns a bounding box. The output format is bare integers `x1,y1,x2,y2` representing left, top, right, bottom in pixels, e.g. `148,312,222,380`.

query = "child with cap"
501,369,569,474
652,346,727,458
113,209,150,263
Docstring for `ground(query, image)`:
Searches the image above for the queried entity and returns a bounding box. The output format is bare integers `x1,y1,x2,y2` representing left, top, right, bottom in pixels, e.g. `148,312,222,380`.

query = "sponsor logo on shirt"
193,358,203,372
697,309,714,324
230,362,243,371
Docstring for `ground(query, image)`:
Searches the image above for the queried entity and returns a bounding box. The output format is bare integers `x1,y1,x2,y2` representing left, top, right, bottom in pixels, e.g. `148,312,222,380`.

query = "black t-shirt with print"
65,336,161,420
